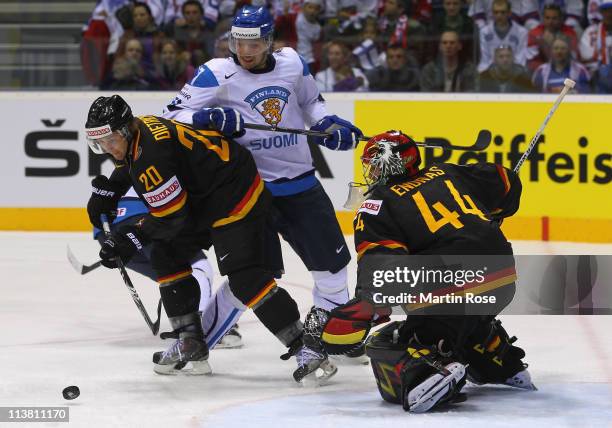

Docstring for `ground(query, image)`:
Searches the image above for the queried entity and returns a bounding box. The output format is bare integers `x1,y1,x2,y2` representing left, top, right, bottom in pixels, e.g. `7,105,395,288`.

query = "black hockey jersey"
110,116,264,241
353,163,522,259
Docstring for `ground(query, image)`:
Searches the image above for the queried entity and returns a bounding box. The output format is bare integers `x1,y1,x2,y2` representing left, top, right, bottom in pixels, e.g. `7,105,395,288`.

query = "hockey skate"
153,312,211,375
293,307,338,386
465,318,536,391
215,324,243,349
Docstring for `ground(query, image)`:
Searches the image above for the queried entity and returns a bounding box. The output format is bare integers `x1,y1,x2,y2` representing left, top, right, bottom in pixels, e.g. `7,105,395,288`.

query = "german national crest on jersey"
244,86,290,126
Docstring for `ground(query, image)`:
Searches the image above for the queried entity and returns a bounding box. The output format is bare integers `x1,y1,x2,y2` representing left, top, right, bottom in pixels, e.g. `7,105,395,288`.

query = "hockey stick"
512,78,575,173
243,122,491,151
101,214,161,335
494,78,575,227
67,245,102,275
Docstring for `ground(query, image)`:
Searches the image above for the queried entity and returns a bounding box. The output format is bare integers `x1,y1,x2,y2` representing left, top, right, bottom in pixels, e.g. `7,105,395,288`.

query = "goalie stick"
67,245,102,275
243,122,492,151
512,78,575,173
101,214,162,335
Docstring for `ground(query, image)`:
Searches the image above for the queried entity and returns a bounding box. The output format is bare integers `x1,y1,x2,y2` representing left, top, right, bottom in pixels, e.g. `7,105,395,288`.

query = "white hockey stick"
67,245,102,275
513,78,575,173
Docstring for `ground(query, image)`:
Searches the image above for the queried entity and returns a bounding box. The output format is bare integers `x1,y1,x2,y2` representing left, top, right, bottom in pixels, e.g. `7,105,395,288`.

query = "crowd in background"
80,0,612,93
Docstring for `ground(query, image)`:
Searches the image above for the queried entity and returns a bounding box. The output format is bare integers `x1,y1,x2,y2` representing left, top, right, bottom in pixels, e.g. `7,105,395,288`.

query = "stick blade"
67,245,85,274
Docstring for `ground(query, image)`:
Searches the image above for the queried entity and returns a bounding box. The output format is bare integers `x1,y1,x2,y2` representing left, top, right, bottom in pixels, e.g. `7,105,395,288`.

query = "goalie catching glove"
308,115,363,151
321,297,391,355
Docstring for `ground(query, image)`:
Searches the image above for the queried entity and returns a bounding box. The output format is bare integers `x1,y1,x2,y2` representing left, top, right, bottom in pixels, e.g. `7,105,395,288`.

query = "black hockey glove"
99,226,146,268
87,175,122,229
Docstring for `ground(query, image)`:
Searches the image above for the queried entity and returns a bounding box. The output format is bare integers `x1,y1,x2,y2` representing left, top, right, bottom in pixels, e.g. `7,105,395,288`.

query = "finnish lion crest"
244,86,290,127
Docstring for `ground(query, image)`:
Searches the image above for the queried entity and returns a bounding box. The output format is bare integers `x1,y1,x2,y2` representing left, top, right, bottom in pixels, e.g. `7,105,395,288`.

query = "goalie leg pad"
201,279,246,349
366,321,467,412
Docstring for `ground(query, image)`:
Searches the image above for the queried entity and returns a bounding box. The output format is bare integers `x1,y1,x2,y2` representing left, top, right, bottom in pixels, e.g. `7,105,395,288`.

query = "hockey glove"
308,115,363,151
321,297,391,355
192,107,245,138
87,175,122,229
99,226,146,268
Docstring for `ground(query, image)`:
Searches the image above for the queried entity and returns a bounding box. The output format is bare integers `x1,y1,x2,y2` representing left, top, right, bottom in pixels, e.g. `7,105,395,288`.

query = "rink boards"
0,92,610,242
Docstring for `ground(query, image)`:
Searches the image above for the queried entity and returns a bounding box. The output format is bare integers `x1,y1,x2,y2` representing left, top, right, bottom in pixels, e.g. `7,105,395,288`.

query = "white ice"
0,232,611,427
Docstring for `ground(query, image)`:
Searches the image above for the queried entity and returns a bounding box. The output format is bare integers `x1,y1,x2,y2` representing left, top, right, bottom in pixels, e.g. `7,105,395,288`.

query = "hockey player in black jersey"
318,130,535,412
84,95,303,375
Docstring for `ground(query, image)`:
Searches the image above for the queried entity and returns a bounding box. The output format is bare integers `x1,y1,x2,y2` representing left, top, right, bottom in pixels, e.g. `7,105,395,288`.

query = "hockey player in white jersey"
162,5,363,384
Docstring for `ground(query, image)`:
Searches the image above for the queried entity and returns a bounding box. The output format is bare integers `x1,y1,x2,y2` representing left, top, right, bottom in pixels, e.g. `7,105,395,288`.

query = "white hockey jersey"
162,48,328,193
478,21,529,72
579,23,612,71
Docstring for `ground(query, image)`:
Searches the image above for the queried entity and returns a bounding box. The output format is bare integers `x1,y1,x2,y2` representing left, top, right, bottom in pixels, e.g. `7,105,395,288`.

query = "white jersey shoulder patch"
357,199,383,215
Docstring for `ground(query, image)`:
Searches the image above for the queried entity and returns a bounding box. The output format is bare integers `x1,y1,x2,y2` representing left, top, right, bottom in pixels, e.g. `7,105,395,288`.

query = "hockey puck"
62,386,80,400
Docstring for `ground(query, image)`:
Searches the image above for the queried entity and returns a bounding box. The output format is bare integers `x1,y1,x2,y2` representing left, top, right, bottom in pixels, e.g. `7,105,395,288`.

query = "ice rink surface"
1,232,611,427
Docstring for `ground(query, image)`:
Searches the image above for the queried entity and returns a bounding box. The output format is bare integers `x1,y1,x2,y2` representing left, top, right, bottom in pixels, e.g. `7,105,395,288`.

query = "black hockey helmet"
85,95,134,154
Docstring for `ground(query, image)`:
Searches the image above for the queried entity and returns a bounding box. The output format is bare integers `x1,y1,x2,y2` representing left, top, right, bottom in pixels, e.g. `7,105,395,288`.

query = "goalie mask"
344,131,421,210
362,131,421,186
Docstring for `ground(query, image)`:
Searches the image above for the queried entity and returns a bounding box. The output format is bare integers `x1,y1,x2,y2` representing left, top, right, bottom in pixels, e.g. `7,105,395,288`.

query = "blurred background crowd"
5,0,612,93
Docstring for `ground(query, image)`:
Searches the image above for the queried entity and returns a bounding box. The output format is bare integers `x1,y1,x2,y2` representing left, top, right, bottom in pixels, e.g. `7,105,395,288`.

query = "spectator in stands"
539,0,584,35
533,35,591,93
153,39,195,89
353,18,383,70
297,0,323,73
80,0,133,87
588,0,604,24
428,0,475,63
322,0,378,21
163,0,213,28
323,0,369,47
377,0,426,62
139,0,167,27
580,0,612,73
478,0,528,72
367,43,420,91
214,31,230,58
480,45,534,92
469,0,539,30
594,62,612,92
315,40,369,91
408,0,434,23
526,4,578,73
117,2,165,74
104,38,153,90
165,0,215,67
421,30,477,91
430,0,474,39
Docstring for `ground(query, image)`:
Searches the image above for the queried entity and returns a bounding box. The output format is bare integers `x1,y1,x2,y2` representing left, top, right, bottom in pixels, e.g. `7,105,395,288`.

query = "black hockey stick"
67,245,102,275
101,214,161,335
244,122,491,151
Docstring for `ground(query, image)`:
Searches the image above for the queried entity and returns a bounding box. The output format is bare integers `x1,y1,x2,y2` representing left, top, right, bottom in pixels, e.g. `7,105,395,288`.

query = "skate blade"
298,360,338,387
408,362,466,413
153,360,212,376
214,336,244,349
330,354,369,366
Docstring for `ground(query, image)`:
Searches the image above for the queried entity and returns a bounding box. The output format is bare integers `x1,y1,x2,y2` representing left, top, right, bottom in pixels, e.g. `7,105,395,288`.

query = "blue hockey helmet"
229,5,274,55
